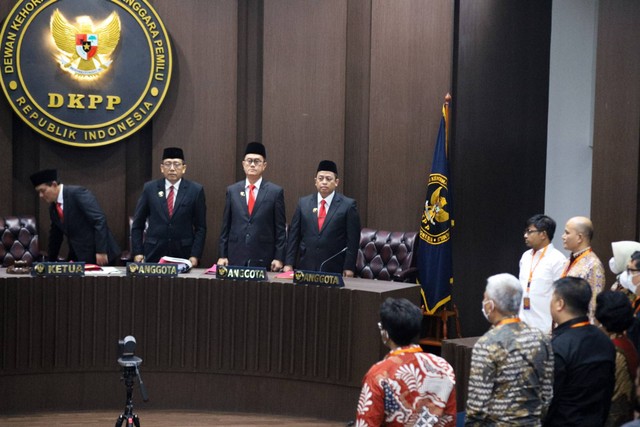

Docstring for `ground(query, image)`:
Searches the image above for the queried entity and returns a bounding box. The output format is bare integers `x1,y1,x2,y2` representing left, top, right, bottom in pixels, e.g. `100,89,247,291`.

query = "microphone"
319,247,348,272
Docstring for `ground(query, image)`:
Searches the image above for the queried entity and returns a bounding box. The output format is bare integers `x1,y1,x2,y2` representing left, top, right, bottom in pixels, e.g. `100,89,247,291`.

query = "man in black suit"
284,160,361,276
30,169,120,265
217,142,286,270
131,147,207,266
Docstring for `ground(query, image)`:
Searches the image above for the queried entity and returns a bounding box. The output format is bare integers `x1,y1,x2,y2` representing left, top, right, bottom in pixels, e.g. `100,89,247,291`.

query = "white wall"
545,0,598,254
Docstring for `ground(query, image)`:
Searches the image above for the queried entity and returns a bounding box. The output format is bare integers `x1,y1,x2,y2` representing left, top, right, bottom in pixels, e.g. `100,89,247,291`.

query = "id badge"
523,296,531,310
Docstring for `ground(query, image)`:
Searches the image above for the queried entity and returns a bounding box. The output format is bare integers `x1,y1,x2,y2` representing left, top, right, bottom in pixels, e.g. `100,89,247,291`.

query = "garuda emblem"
423,186,449,226
50,9,121,78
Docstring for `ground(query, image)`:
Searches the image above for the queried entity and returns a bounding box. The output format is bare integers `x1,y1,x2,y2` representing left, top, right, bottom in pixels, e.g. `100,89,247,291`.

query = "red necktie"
167,186,175,217
56,202,64,223
248,184,256,215
318,200,326,230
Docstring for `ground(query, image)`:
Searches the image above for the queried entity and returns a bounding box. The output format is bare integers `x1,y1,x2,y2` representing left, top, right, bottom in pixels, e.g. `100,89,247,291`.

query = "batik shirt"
465,319,554,426
562,248,605,323
356,344,456,427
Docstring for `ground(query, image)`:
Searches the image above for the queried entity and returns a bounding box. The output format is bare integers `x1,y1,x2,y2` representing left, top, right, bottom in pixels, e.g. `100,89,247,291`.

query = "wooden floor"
0,410,347,426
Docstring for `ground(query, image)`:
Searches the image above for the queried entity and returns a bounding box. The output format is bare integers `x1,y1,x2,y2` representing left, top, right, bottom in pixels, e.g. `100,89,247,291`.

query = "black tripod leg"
133,414,141,427
115,414,125,427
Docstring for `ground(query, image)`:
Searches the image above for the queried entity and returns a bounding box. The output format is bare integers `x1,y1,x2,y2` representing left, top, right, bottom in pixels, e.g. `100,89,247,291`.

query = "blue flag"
418,106,453,314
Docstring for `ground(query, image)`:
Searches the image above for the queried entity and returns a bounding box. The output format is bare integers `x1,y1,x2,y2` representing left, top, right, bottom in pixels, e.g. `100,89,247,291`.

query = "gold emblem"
35,263,45,274
129,263,139,273
217,265,228,277
424,186,449,225
294,270,305,281
50,9,121,79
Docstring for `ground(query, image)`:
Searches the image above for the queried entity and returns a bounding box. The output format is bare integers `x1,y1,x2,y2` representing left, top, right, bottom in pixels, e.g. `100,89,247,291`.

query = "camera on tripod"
115,335,149,427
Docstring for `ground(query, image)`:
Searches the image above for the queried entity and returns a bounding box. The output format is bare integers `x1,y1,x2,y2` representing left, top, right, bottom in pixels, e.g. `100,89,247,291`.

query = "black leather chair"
356,228,418,281
120,216,148,264
0,215,41,267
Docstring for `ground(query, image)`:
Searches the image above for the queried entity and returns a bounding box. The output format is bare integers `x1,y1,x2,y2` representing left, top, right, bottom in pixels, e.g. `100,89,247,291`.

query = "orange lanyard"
527,245,549,292
388,345,422,357
571,321,590,328
496,317,521,327
561,248,592,278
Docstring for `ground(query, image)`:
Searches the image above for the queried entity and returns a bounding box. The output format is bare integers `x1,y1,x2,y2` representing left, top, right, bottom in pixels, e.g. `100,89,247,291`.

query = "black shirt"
544,316,616,427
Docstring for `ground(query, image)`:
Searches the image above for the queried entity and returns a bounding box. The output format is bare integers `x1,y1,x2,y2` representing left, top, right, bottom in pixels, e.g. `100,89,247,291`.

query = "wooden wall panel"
0,2,11,216
344,0,372,222
367,0,453,231
591,0,640,267
452,0,552,337
262,0,347,215
150,0,238,266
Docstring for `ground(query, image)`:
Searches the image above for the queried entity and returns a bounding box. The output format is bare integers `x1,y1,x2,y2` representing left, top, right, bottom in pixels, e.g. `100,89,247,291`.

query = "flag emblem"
76,34,98,60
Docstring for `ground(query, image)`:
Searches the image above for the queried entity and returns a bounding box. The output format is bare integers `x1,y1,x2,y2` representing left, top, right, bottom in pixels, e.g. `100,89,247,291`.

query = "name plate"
293,270,344,287
31,262,85,277
216,265,267,281
126,262,178,277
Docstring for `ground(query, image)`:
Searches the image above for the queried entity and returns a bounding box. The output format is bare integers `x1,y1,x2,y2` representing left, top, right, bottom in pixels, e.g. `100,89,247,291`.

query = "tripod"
115,356,148,427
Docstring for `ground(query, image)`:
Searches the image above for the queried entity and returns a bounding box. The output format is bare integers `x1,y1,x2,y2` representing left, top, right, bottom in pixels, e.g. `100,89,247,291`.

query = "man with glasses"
131,147,207,266
518,214,566,333
217,142,286,270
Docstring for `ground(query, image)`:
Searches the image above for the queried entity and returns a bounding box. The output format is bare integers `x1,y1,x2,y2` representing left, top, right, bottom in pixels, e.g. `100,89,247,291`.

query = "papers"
159,256,193,273
274,270,294,279
205,264,217,275
85,266,120,275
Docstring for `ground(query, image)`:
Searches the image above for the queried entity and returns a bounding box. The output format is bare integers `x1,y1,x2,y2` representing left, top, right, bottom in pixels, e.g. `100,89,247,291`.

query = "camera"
118,335,137,359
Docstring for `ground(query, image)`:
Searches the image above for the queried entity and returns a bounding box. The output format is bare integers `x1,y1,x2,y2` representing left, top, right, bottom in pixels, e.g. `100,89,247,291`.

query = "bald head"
562,216,594,253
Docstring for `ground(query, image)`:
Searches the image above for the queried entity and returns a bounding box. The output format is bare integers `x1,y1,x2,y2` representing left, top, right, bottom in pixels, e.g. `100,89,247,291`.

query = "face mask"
609,257,618,274
619,271,636,291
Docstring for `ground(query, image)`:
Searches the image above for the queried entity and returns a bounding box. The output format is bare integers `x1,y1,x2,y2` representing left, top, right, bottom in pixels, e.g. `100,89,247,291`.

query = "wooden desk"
0,269,420,421
441,336,479,412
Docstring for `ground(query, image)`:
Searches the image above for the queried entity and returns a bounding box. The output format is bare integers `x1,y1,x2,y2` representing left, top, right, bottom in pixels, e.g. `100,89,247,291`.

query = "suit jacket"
48,185,120,264
218,180,286,268
131,178,207,262
285,192,361,273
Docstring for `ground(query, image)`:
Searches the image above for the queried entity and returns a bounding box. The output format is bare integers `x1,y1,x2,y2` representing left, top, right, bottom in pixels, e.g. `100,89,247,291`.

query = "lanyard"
570,321,590,328
496,317,521,327
561,248,592,278
388,345,422,358
527,245,549,293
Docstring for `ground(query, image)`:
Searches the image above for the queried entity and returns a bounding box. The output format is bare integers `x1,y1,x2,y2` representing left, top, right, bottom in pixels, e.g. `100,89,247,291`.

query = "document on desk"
85,267,121,275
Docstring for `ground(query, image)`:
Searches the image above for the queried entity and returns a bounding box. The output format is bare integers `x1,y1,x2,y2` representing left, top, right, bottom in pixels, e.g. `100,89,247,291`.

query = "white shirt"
317,191,335,212
56,184,64,207
518,243,566,334
245,177,262,205
165,179,181,210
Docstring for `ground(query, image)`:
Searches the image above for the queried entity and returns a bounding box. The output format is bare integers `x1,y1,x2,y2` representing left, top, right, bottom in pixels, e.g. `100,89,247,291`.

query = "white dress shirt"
518,243,566,334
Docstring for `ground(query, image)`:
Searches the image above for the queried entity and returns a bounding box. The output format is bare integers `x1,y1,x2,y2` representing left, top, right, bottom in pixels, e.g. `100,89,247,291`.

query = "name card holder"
126,262,178,277
215,265,268,281
31,262,85,277
293,270,344,287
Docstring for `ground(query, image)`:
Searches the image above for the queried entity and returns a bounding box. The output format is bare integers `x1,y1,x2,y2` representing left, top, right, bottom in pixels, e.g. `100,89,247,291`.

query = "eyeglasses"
524,229,542,235
162,161,184,169
244,159,264,165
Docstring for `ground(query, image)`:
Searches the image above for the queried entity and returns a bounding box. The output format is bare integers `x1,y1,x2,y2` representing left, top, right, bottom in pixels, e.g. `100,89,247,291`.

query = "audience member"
560,216,605,322
466,273,553,426
355,298,456,427
544,277,615,427
595,291,638,427
518,214,566,333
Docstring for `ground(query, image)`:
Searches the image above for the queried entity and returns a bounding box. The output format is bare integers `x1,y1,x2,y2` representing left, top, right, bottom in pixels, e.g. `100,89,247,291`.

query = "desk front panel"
0,272,419,420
